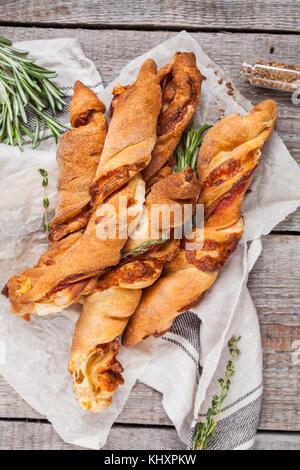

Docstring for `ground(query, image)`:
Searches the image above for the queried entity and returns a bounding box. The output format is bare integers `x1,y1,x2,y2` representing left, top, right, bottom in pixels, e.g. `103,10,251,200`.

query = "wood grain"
0,421,183,450
2,1,300,32
0,420,299,450
1,26,299,231
0,235,299,431
254,431,300,450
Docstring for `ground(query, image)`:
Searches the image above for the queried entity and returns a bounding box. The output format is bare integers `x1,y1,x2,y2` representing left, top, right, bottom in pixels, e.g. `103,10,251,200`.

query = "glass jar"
241,59,300,93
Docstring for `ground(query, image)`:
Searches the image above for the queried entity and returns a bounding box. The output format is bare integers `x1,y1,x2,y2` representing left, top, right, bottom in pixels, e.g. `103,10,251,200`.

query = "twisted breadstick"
50,81,108,242
123,99,277,345
90,59,161,207
69,168,200,411
143,52,202,188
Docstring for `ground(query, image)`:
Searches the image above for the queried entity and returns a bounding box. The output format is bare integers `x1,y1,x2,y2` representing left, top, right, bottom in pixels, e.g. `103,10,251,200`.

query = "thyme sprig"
0,35,70,151
175,123,212,173
121,237,167,259
38,168,50,243
192,336,241,450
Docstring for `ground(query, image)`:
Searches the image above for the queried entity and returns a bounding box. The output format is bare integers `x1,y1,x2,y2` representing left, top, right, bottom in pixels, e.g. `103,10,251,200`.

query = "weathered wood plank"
254,431,300,450
0,420,299,450
248,234,300,431
249,235,300,317
0,421,183,450
0,234,300,431
2,1,300,32
1,26,299,231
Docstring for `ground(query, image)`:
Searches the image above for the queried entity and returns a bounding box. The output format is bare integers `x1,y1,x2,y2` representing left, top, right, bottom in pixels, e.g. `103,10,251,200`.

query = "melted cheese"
16,278,32,294
72,350,113,412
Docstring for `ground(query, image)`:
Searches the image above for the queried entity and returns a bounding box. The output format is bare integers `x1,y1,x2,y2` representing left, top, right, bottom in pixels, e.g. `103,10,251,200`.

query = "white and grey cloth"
0,32,300,450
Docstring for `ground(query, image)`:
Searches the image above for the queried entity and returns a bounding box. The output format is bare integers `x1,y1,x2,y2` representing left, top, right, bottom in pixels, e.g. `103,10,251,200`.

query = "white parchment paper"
0,32,300,449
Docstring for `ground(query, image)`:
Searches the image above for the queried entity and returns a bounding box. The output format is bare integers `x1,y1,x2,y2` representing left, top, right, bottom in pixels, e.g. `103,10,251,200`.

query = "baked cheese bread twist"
109,53,202,192
90,59,161,207
143,52,202,189
69,168,200,411
49,81,108,242
123,99,277,345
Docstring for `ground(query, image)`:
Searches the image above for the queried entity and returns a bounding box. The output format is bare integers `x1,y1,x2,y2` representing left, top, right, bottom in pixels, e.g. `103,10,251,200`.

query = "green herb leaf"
38,168,50,243
121,237,167,260
0,36,12,46
175,123,212,174
43,197,49,208
192,336,241,450
38,168,47,178
0,36,70,151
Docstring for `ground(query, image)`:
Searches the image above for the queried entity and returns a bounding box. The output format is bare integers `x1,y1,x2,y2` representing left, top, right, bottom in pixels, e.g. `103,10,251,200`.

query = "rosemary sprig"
192,336,241,450
0,35,70,151
38,168,50,243
175,123,212,174
121,237,167,259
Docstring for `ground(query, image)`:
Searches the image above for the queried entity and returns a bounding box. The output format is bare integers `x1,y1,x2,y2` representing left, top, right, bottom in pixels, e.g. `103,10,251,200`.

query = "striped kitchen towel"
140,240,263,450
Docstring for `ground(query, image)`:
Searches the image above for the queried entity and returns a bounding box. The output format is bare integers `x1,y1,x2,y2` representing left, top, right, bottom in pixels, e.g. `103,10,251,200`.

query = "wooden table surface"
1,0,300,450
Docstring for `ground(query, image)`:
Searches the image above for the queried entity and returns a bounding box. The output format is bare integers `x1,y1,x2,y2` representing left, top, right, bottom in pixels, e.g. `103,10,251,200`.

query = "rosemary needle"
0,35,70,151
38,168,50,243
121,238,167,259
175,123,212,174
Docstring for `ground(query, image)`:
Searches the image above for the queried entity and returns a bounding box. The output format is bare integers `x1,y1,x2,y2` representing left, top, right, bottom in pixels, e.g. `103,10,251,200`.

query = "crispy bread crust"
90,59,162,207
198,99,277,230
123,219,244,345
50,81,108,242
143,53,202,187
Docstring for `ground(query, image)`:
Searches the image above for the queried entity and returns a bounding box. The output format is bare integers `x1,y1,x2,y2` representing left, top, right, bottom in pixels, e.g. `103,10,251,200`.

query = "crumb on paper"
226,82,235,97
269,46,275,54
218,78,223,85
218,107,225,121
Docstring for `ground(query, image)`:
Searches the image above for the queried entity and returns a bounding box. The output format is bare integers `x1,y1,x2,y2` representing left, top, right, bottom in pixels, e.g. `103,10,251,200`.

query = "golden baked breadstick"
50,81,108,242
90,59,161,207
3,81,107,315
143,52,202,188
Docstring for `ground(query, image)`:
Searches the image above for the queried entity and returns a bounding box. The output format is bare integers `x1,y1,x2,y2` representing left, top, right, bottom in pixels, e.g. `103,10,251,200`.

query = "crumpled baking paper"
0,31,300,449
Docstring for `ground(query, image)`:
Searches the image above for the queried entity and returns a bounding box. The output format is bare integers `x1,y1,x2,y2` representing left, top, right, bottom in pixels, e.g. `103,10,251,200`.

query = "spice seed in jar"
242,59,300,92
